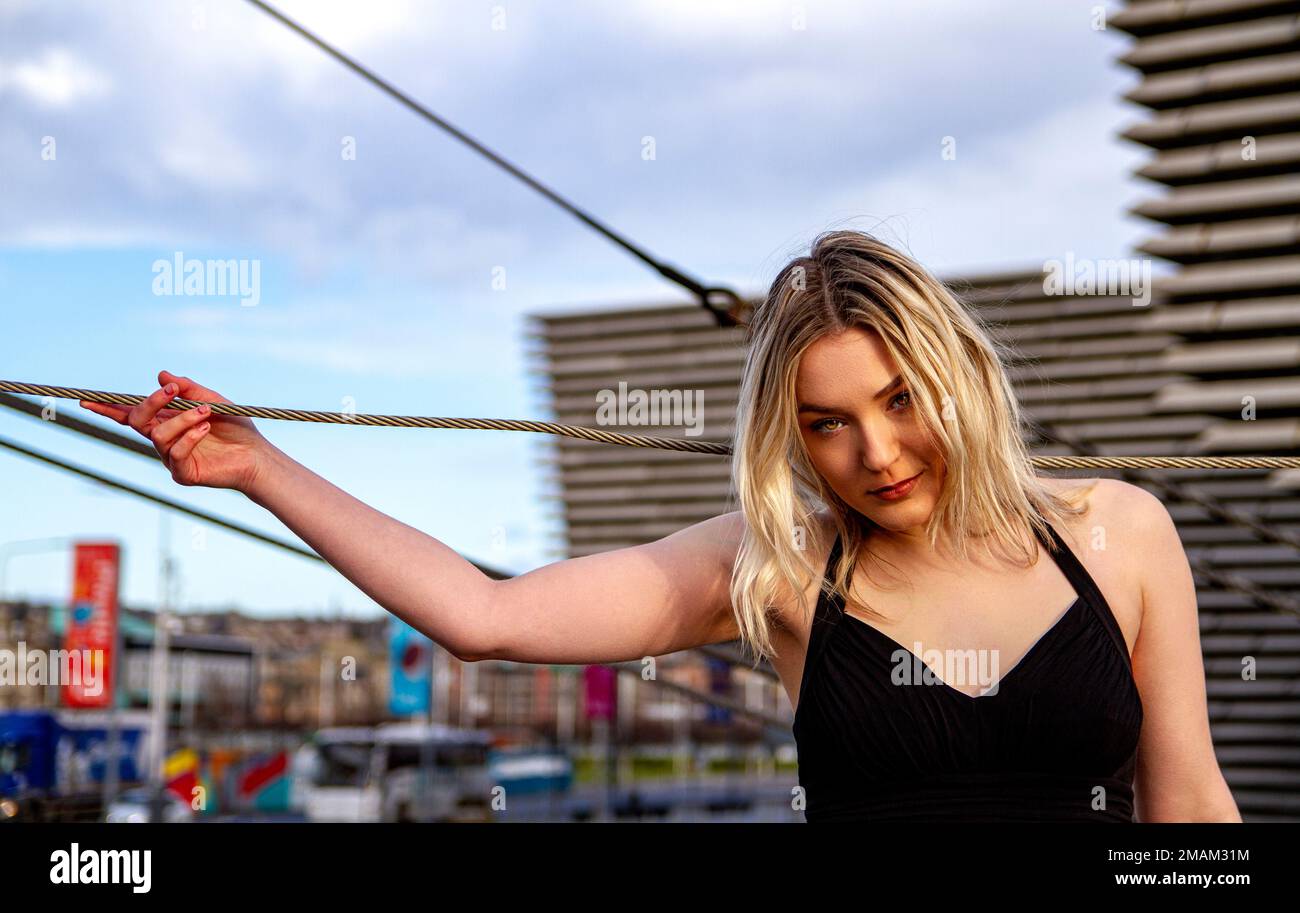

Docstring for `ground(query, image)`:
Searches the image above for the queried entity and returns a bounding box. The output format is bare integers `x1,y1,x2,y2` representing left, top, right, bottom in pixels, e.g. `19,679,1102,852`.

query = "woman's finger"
151,402,211,458
127,384,179,437
159,370,231,406
165,419,211,471
79,400,130,423
83,397,182,425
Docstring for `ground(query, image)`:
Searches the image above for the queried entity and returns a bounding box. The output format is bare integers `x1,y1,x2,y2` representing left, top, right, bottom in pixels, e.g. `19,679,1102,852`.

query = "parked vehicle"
105,785,195,823
291,723,492,823
487,745,572,796
0,708,153,822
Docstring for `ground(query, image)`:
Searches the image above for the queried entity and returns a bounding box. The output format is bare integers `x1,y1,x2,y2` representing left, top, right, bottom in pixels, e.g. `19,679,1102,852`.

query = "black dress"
792,520,1143,822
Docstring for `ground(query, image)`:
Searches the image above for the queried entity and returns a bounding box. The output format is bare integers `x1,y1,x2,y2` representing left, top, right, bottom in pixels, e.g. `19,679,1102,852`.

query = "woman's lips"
870,471,921,501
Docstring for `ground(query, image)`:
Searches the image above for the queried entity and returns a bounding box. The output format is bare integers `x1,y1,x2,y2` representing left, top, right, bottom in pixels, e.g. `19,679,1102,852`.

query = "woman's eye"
811,418,844,434
889,389,912,410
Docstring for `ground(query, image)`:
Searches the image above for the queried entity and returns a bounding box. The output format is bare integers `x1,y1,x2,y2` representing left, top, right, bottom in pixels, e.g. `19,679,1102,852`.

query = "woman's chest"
774,529,1142,711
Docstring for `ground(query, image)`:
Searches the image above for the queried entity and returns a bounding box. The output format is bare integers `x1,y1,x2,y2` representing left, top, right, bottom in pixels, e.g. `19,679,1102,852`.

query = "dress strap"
796,532,845,703
1035,520,1132,669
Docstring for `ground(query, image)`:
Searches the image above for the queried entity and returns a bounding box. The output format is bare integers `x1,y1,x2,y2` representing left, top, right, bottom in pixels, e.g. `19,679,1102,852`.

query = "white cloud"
618,0,795,40
0,0,1139,296
258,0,419,48
700,63,850,111
812,94,1148,273
154,297,519,380
0,222,168,248
155,115,265,192
0,47,111,107
616,0,996,45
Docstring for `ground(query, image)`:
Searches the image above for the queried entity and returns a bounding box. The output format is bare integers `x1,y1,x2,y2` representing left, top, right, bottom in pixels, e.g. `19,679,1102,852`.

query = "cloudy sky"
0,0,1151,617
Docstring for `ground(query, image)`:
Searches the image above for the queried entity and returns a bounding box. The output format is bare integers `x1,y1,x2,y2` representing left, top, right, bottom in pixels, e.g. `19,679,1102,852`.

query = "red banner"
63,542,121,708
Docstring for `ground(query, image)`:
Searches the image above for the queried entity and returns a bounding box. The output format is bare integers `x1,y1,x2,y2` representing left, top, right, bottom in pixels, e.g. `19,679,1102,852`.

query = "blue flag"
389,617,433,716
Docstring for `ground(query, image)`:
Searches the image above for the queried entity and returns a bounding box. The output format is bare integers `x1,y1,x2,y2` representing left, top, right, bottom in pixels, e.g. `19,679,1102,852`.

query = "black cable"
0,432,331,567
0,430,513,577
241,0,748,327
0,391,513,579
0,392,157,459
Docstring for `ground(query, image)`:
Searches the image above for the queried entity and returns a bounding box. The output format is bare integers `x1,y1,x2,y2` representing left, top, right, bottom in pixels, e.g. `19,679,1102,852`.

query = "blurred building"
0,602,388,730
1,599,762,749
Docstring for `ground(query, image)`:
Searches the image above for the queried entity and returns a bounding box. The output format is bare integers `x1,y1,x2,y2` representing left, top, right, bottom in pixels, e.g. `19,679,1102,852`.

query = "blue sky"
1,0,1152,617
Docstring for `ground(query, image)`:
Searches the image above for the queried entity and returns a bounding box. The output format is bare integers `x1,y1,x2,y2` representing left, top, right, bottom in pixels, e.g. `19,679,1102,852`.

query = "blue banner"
388,617,433,716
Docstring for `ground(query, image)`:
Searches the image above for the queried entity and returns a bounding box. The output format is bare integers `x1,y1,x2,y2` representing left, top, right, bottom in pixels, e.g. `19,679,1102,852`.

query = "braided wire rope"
4,380,1299,469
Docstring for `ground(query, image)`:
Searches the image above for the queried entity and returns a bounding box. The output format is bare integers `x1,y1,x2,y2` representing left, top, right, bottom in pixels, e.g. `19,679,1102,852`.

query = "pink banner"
583,665,617,721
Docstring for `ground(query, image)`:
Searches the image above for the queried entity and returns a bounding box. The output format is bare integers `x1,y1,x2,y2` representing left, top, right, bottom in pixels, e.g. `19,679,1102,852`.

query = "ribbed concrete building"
526,304,746,556
1109,0,1300,822
527,0,1300,821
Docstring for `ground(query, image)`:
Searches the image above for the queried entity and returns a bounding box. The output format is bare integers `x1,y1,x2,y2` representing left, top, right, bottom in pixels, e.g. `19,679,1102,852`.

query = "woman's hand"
79,370,273,493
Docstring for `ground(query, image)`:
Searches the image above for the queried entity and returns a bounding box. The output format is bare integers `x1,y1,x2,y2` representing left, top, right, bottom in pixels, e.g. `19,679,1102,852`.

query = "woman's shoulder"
1039,476,1170,535
1038,477,1181,623
1040,478,1185,593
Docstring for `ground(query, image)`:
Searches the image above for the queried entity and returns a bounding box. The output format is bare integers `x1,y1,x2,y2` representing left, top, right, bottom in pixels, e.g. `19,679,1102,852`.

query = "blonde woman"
82,230,1240,823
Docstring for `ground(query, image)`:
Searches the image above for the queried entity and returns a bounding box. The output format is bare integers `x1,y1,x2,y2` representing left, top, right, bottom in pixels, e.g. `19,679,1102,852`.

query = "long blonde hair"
728,230,1088,663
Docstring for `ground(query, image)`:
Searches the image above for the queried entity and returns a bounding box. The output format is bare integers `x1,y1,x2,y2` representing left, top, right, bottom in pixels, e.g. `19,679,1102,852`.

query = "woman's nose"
860,427,901,474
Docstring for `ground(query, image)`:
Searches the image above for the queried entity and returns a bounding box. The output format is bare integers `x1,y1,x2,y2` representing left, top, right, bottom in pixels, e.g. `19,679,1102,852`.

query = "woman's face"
795,327,946,537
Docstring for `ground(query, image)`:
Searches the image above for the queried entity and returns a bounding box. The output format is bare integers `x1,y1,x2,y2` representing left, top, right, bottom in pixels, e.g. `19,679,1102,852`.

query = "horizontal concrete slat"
1155,253,1300,293
1154,375,1300,411
1143,296,1300,333
1193,417,1300,449
1119,14,1300,71
1138,214,1300,260
1126,51,1300,107
1163,335,1300,370
1133,173,1300,220
1138,130,1300,181
1111,0,1300,36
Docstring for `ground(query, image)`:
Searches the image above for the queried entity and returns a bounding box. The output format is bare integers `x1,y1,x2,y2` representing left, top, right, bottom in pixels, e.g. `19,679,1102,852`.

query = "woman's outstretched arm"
242,441,502,661
83,371,745,665
245,441,745,664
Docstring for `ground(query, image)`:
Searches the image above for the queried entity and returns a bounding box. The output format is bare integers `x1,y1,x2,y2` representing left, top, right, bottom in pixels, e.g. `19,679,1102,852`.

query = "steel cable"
4,380,1300,469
